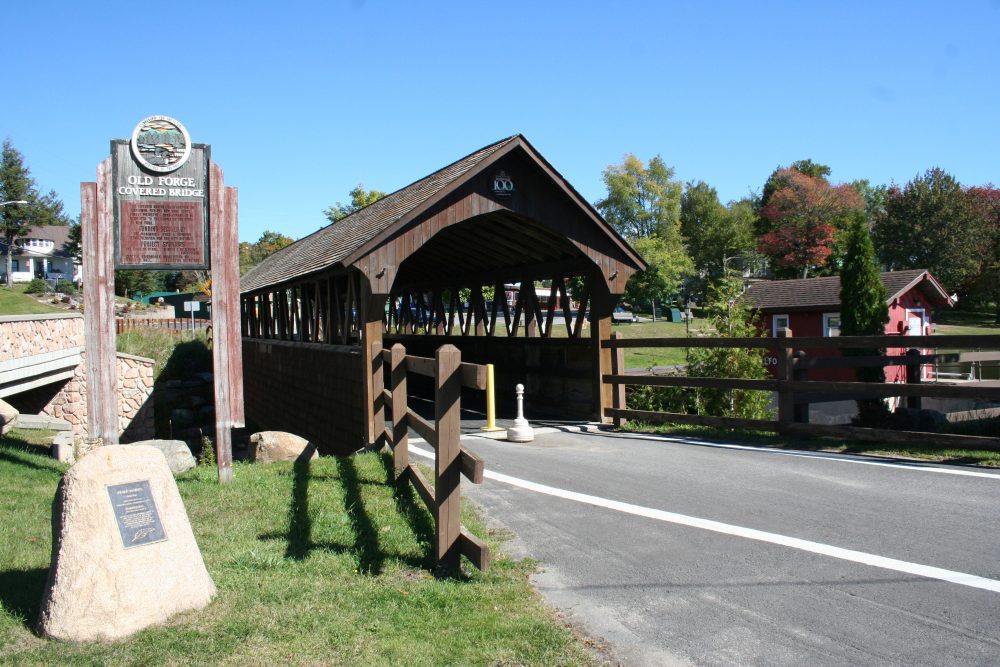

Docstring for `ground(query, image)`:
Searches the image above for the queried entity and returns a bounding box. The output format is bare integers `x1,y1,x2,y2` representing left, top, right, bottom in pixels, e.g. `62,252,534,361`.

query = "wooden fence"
603,330,1000,451
380,343,490,571
116,318,210,335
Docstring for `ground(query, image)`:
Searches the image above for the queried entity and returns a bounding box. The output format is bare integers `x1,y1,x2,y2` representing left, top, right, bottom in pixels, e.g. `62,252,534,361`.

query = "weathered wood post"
390,343,408,477
793,349,809,424
775,328,794,433
905,348,922,410
434,344,462,569
81,159,119,445
610,331,626,427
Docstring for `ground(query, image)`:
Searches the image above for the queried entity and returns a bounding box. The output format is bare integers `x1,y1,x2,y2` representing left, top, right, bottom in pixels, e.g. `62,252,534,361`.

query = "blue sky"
4,0,998,243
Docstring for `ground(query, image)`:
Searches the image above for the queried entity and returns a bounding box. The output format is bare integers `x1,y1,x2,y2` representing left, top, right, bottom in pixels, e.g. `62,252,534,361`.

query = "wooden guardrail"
603,330,1000,451
380,343,490,571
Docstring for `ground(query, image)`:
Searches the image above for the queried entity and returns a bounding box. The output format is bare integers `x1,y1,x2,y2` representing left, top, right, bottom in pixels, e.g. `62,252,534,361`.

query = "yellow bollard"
482,363,504,431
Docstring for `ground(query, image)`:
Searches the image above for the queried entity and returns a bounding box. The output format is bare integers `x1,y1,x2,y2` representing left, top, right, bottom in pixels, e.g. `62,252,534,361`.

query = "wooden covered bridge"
239,135,645,455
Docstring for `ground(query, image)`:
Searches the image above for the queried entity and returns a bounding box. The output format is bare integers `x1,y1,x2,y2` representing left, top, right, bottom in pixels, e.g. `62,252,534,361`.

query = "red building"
742,269,955,382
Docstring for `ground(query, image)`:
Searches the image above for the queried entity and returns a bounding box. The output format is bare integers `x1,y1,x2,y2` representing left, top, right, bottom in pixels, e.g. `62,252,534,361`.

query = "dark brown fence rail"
603,330,1000,451
380,343,489,571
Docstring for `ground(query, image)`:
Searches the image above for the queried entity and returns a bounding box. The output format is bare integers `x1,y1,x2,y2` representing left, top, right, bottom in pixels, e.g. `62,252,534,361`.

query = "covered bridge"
239,135,645,455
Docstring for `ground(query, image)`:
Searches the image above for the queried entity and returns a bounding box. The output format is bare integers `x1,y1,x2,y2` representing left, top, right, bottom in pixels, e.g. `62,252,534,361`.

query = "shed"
239,135,645,454
742,269,954,381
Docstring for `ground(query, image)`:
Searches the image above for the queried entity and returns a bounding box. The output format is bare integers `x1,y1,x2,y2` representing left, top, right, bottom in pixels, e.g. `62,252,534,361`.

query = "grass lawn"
607,320,694,369
0,286,62,316
0,432,596,666
620,422,1000,467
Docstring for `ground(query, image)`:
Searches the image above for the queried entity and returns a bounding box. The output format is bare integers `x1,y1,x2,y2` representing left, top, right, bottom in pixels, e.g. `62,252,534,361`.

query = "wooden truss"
384,273,595,339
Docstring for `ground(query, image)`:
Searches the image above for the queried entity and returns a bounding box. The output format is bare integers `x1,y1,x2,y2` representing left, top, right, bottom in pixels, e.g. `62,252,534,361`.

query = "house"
742,269,955,382
0,225,81,284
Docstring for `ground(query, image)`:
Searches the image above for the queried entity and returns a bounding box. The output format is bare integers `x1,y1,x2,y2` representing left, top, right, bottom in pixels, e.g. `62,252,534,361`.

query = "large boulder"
124,439,196,474
250,431,318,464
37,445,215,642
0,399,17,436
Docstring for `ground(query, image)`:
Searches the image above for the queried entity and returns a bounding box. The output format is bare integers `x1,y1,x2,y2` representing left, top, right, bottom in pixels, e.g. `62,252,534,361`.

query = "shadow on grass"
377,451,435,570
0,436,62,474
336,456,385,575
0,568,48,629
259,451,432,573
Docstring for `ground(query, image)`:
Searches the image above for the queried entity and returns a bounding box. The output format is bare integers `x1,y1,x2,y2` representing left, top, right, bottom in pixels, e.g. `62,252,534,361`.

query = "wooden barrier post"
793,350,809,423
905,348,922,410
775,328,794,433
434,344,462,569
390,343,408,476
610,332,626,427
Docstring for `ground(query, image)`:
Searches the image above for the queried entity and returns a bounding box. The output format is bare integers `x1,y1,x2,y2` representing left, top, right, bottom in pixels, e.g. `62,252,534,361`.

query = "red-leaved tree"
758,169,863,278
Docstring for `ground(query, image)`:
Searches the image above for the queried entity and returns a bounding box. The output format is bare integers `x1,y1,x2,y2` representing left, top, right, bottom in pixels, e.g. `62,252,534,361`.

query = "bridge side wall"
0,313,85,358
242,339,367,456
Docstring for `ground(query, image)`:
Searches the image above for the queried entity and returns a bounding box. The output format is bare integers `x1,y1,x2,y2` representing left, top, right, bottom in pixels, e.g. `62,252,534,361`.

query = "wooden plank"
781,422,1000,451
82,170,119,445
603,335,1000,350
402,354,486,389
390,343,408,476
603,374,780,391
610,331,625,427
794,350,1000,370
607,408,776,432
459,528,490,572
406,407,437,445
459,447,484,484
783,379,1000,401
434,344,462,569
407,464,436,512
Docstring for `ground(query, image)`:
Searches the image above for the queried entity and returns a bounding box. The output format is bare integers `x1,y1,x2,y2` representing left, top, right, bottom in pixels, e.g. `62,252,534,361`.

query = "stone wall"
1,314,154,441
41,352,155,441
0,313,85,358
242,339,366,456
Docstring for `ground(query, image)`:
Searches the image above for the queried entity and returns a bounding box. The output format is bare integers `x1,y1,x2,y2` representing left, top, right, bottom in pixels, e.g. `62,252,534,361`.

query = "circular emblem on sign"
492,170,514,196
130,116,192,173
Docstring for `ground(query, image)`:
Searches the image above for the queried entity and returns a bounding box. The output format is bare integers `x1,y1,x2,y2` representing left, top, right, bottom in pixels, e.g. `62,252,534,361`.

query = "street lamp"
0,200,28,207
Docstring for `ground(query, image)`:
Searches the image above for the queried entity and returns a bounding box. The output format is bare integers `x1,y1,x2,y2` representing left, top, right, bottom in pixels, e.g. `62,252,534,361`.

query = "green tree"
239,230,295,275
596,154,683,241
114,269,161,298
966,185,1000,321
873,168,988,294
840,214,890,425
686,277,772,419
623,234,693,316
681,182,758,288
324,184,387,223
1,140,71,286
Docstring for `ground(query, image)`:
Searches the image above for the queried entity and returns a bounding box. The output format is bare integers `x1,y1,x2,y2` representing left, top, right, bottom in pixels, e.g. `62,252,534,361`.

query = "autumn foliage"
758,169,863,278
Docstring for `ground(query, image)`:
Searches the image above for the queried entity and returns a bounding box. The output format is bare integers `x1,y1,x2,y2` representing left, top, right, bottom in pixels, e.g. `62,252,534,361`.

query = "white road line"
409,443,1000,594
462,427,1000,481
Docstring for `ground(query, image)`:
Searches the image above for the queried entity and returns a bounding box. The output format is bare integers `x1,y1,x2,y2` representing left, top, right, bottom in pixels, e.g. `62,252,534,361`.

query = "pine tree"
839,214,889,425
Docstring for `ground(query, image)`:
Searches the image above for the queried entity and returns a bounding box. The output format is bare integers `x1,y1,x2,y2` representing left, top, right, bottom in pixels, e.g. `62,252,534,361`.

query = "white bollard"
506,383,534,443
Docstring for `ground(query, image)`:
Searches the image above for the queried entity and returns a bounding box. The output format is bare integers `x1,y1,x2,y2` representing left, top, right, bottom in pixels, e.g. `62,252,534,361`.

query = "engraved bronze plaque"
107,480,167,549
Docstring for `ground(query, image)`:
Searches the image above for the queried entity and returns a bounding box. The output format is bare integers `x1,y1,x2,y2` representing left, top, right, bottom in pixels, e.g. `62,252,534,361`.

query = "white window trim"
823,312,841,337
772,313,790,337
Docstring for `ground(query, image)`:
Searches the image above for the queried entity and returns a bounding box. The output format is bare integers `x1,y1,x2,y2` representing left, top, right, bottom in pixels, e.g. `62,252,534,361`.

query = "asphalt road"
438,428,1000,666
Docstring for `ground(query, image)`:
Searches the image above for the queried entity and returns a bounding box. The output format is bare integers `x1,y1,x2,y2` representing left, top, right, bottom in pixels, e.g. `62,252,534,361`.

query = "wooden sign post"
82,116,243,483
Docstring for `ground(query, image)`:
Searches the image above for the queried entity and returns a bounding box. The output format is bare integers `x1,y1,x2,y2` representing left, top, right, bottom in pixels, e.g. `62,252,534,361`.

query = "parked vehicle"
612,304,637,323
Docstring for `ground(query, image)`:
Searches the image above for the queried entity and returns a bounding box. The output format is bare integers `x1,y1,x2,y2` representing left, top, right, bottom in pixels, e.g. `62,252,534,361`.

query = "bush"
54,278,77,294
24,278,48,294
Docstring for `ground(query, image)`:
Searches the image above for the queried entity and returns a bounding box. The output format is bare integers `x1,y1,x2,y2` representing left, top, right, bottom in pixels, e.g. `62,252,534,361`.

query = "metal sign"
107,480,167,549
113,116,210,270
183,301,201,312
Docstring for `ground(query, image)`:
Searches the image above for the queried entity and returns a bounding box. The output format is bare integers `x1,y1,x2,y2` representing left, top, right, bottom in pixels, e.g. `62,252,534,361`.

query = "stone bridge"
0,313,154,440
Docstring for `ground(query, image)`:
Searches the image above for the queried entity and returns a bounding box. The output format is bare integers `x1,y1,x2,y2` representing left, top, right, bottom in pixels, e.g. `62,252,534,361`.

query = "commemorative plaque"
112,116,210,269
107,480,167,549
